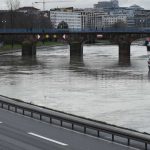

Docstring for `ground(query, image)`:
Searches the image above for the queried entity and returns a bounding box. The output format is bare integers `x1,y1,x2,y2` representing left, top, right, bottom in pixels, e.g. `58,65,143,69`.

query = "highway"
0,108,138,150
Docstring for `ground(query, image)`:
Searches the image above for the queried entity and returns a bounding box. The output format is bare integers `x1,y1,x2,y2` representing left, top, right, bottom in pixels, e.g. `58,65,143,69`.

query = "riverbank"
95,40,113,45
0,40,114,53
0,41,66,53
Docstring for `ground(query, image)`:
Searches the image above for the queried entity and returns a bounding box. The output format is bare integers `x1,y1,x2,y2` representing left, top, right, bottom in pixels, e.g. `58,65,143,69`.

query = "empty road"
0,108,139,150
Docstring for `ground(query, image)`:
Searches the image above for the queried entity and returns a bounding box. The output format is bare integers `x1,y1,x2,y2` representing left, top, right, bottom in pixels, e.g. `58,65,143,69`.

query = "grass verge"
0,41,66,52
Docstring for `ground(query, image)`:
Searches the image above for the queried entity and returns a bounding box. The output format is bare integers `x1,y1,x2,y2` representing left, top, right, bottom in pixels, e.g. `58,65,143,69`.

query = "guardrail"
0,95,149,150
0,28,150,34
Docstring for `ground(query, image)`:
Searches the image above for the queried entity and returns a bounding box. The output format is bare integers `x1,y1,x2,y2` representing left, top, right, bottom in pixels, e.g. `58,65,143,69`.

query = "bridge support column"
111,34,135,65
70,42,83,58
119,41,131,65
22,40,36,57
68,34,86,61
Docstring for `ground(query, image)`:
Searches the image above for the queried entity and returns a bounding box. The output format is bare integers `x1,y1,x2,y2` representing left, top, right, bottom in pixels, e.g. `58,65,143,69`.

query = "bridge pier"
111,34,132,65
118,41,131,65
68,34,86,61
22,40,36,57
70,42,83,58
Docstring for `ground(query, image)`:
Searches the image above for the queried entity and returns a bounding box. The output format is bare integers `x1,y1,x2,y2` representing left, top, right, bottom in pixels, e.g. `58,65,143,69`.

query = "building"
17,7,40,15
86,10,107,29
102,15,127,27
108,7,135,27
134,10,150,28
94,0,119,10
93,1,148,28
129,5,144,10
50,7,107,29
50,8,82,29
76,8,107,29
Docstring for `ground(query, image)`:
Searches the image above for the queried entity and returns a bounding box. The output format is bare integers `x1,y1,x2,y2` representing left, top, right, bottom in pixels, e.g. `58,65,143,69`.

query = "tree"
57,21,68,29
6,0,20,10
112,20,127,28
5,0,20,29
5,0,20,47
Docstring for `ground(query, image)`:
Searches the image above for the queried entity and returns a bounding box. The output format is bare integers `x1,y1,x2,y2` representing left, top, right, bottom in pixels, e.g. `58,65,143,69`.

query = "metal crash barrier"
0,95,149,150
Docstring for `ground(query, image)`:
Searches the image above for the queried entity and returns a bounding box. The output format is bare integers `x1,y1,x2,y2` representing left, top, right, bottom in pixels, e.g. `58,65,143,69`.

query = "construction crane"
34,0,75,11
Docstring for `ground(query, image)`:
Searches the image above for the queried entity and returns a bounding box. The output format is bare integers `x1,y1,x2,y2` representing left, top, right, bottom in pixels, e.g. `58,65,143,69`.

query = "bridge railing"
0,27,150,34
0,95,150,149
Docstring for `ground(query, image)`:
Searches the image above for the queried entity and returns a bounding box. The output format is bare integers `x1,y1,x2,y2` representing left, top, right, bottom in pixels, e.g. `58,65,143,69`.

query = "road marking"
0,122,2,124
55,126,140,150
28,132,68,146
0,108,139,150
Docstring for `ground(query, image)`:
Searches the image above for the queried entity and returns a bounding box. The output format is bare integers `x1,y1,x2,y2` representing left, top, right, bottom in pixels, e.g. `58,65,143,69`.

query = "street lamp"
140,19,145,28
2,20,7,29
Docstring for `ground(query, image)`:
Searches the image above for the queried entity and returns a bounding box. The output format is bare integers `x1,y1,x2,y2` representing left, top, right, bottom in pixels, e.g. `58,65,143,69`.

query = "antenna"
43,0,45,11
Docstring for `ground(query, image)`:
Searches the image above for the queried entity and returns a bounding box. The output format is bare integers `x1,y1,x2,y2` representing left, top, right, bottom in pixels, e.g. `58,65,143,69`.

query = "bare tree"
5,0,20,47
6,0,20,10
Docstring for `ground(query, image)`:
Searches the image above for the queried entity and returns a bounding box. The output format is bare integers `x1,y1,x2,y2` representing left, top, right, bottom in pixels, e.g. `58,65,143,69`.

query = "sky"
0,0,150,10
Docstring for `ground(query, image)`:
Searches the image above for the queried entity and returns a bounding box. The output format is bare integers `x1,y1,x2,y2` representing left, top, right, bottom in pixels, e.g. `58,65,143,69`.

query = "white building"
102,15,127,27
50,8,82,29
78,9,107,29
108,7,135,27
50,8,107,29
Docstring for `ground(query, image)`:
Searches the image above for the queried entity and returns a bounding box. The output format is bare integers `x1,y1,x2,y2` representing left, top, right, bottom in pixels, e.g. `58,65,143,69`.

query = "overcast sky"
0,0,150,10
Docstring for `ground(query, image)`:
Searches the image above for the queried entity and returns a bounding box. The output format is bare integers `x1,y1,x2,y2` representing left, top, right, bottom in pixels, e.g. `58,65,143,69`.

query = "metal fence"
0,97,150,150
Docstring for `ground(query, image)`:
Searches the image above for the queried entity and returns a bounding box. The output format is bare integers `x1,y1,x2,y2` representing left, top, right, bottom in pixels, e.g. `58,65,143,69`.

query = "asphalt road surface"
0,108,139,150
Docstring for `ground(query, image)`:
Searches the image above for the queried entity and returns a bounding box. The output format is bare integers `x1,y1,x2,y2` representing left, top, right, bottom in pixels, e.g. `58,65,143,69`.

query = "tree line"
0,0,53,44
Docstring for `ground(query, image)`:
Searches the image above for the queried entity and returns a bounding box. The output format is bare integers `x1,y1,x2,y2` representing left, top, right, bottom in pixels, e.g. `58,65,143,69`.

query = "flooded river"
0,44,150,133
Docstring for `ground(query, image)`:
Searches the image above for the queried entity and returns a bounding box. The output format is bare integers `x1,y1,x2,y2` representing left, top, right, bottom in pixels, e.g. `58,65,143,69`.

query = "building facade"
102,15,127,27
50,8,82,29
134,10,150,28
94,0,119,9
50,8,107,29
50,3,150,29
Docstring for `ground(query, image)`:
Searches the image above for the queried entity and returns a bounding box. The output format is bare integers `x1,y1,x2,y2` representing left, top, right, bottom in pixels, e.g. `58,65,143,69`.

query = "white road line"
28,132,68,146
56,126,140,150
0,122,2,124
0,108,139,150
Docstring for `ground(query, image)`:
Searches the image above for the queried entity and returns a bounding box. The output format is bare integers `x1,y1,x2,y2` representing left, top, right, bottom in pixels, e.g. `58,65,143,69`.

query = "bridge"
0,28,150,34
1,28,150,65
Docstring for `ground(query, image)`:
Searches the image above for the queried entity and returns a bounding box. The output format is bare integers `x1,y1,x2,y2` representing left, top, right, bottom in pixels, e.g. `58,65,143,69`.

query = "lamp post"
2,20,7,30
10,4,14,48
140,19,145,28
1,20,6,47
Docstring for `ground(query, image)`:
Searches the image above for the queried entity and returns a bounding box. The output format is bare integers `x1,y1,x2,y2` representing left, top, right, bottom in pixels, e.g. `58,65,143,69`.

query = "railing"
0,95,150,150
0,28,150,34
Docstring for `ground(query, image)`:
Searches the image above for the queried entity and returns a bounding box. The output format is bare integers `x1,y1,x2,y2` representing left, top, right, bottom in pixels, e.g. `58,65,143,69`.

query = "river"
0,44,150,133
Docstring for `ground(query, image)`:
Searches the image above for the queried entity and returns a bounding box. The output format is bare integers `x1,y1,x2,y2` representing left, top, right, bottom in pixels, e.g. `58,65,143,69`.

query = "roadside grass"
0,41,65,52
36,41,65,47
0,44,21,51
